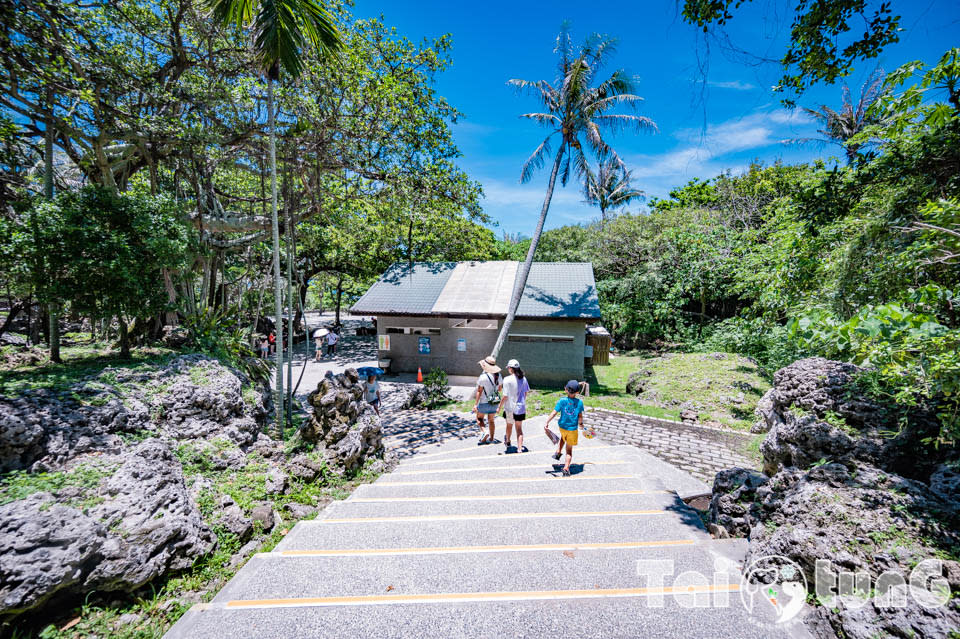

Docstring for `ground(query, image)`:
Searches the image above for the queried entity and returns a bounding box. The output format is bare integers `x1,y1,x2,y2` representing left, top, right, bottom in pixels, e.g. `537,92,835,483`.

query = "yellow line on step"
401,443,619,461
224,584,741,609
349,489,670,503
374,474,636,487
274,539,695,558
392,461,628,475
313,510,665,524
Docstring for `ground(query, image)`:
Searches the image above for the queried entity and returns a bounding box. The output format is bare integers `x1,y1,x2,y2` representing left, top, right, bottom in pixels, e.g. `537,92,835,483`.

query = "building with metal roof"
351,261,601,384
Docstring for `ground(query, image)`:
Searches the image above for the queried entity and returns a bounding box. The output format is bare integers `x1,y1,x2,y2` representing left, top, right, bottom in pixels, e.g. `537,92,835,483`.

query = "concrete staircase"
166,419,809,638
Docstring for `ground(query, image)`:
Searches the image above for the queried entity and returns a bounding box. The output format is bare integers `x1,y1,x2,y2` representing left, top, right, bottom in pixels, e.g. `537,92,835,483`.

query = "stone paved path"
166,417,810,639
584,409,757,485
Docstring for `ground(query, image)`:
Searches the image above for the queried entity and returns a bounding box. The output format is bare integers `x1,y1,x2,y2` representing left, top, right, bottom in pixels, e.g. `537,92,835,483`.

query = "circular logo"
740,555,808,624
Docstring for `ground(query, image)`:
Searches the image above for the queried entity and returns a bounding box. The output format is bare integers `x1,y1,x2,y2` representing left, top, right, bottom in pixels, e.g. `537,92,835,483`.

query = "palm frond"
519,134,555,184
593,113,658,134
518,112,562,128
208,0,255,27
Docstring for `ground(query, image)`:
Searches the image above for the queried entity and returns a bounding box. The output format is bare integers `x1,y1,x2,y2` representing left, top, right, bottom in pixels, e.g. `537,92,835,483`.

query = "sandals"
562,467,571,477
520,446,529,453
478,435,492,446
552,451,562,461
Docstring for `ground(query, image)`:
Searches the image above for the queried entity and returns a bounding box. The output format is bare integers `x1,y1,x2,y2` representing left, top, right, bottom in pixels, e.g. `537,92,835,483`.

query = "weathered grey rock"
708,468,769,538
759,358,942,479
0,355,268,472
751,388,779,433
929,463,960,502
85,440,216,590
401,386,429,409
285,502,317,519
0,440,214,617
625,370,651,396
264,468,288,495
286,454,324,482
679,408,698,424
0,493,102,615
250,505,274,532
214,495,252,543
323,412,383,473
742,462,960,639
301,369,384,473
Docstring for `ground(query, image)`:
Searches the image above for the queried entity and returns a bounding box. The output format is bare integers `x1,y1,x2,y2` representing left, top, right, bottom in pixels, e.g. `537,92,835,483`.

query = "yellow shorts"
559,428,578,446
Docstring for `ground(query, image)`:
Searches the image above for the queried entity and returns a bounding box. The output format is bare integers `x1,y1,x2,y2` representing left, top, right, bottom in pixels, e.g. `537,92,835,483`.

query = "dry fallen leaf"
281,528,289,536
61,617,81,631
386,585,395,592
562,550,575,559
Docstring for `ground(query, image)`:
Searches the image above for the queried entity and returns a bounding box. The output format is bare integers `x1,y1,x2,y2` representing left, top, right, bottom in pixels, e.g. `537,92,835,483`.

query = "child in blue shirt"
544,380,585,476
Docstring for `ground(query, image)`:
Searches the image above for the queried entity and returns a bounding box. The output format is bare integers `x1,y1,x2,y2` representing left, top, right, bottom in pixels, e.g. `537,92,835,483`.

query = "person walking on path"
499,359,530,453
314,329,325,362
325,328,339,357
474,356,501,445
268,331,276,355
544,380,585,476
259,336,270,359
363,373,381,416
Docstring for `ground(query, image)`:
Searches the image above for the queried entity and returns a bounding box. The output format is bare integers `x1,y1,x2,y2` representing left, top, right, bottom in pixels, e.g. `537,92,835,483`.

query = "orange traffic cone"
417,367,423,383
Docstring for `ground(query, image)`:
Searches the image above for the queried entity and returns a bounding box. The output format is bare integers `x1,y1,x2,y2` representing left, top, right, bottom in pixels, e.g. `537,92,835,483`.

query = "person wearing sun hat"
474,355,502,445
498,358,530,453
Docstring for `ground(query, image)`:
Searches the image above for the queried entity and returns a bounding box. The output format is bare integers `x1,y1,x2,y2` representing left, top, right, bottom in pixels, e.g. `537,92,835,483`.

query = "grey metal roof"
350,262,457,315
350,261,601,320
517,262,601,319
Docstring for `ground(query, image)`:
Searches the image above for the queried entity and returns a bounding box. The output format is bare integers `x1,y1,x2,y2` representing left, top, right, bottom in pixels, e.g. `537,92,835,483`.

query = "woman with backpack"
474,356,501,445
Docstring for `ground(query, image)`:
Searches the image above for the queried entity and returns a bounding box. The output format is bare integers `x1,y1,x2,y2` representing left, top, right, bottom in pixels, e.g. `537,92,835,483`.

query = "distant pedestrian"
267,331,276,355
499,359,530,453
363,373,381,416
325,329,339,356
474,356,501,445
259,336,269,359
314,329,325,362
544,380,585,476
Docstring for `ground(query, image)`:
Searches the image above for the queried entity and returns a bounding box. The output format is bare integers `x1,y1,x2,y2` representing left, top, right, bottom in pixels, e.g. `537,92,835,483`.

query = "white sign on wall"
457,338,466,352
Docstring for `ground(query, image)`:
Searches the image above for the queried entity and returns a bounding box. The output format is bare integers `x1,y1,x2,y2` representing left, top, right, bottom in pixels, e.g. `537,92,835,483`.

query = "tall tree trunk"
284,157,294,425
268,74,285,437
0,303,23,341
118,314,130,359
45,85,60,363
491,145,565,359
335,274,343,326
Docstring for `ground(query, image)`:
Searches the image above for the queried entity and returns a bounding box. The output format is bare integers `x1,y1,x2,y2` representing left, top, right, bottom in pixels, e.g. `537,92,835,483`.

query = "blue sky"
353,1,960,236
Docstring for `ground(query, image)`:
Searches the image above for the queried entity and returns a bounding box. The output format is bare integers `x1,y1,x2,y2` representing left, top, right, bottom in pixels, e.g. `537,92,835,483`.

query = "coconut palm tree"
584,157,644,224
490,25,656,358
797,68,886,165
209,0,341,434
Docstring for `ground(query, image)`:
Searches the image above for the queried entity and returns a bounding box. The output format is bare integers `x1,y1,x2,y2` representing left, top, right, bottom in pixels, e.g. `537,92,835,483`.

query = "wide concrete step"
379,459,638,482
211,545,739,602
167,593,790,639
351,475,667,499
393,445,624,470
277,510,710,552
324,490,684,519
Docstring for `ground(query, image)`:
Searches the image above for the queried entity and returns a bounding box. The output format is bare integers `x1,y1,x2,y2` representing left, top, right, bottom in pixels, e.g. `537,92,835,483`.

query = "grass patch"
0,340,176,395
450,352,769,430
0,460,119,510
451,355,679,419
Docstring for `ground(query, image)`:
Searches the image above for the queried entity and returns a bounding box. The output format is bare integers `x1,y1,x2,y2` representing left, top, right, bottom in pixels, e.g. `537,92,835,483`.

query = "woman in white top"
498,359,531,453
474,356,501,445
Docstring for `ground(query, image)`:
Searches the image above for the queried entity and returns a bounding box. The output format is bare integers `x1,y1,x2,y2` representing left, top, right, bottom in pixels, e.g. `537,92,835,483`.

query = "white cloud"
706,80,756,91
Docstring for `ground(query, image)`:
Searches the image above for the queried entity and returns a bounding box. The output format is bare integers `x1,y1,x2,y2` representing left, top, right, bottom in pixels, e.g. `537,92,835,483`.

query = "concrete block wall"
376,316,586,387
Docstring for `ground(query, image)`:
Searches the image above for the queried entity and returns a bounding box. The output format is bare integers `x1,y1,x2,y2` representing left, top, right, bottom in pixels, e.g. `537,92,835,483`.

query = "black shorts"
503,411,526,421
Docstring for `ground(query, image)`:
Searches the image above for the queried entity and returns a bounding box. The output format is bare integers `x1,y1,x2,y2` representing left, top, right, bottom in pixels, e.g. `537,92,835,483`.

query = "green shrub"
789,285,960,444
693,317,807,374
423,369,451,407
181,305,271,386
